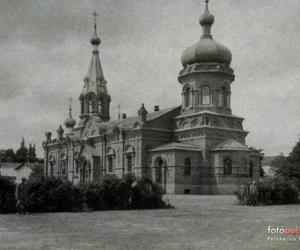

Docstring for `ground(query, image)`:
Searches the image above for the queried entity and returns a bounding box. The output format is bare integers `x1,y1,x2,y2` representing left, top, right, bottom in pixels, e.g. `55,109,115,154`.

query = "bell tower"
79,12,111,122
179,0,234,116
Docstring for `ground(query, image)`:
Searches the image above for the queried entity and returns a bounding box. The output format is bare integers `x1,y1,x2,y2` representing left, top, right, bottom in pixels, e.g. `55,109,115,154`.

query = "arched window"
202,86,210,105
219,87,225,106
156,159,163,184
243,158,248,173
50,162,54,176
184,158,191,176
81,100,84,114
184,87,191,108
108,156,113,173
226,92,231,108
127,155,133,173
89,100,93,113
249,161,254,177
224,158,232,175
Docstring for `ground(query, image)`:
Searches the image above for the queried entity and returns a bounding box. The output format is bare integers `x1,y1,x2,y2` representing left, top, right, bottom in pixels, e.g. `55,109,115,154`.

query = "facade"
43,2,261,194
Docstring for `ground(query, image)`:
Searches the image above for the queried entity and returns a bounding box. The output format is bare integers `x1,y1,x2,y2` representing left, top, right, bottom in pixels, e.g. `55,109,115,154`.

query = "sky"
0,0,299,157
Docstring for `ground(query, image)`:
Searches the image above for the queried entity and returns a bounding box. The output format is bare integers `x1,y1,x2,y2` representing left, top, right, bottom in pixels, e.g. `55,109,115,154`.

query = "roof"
0,162,37,171
211,139,250,152
100,106,180,131
149,142,201,152
0,163,23,169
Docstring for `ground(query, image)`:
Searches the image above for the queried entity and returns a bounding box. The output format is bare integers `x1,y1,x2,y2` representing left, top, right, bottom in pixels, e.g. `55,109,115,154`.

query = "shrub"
130,177,168,209
26,177,83,213
1,175,170,213
235,177,299,205
83,176,169,211
0,176,16,213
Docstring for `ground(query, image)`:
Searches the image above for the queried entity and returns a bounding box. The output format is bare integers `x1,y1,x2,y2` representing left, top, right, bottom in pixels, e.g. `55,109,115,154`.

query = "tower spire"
79,12,111,122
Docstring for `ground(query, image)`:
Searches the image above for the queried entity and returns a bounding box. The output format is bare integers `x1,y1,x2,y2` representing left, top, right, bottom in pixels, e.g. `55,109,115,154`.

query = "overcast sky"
0,0,299,157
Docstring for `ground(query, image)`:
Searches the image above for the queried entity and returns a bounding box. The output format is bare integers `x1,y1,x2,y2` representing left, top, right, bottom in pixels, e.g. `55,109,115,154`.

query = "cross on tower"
93,11,99,33
69,97,72,111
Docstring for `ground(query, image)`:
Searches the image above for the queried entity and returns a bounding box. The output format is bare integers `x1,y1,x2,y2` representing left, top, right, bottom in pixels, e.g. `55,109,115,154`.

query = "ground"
0,195,299,250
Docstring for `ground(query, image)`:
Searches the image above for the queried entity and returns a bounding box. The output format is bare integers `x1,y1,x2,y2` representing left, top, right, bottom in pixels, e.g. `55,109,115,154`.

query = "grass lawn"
0,195,299,250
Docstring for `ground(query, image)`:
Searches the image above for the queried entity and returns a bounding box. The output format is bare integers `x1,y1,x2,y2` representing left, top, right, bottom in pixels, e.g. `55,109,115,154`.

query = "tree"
272,140,300,189
15,138,28,163
0,149,16,162
28,144,37,163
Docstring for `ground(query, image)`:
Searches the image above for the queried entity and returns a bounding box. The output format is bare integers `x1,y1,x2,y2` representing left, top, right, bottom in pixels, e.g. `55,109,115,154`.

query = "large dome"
181,1,232,67
181,38,232,66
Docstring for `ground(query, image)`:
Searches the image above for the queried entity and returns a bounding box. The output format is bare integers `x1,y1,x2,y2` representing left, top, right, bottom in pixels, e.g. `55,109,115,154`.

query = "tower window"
202,87,210,105
184,87,192,108
224,158,232,175
89,101,93,113
184,158,191,176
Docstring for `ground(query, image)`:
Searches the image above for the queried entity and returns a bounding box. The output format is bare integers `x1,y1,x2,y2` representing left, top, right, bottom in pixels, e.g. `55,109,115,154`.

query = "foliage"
28,164,44,181
130,177,167,209
0,176,16,213
0,138,39,163
26,177,83,213
271,140,300,189
0,173,169,213
83,176,169,211
235,177,299,205
0,149,16,162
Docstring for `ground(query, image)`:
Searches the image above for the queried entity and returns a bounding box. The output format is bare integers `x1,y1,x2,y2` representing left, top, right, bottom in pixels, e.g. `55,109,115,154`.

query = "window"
184,189,191,194
184,87,191,108
249,161,254,177
184,158,191,176
202,87,210,105
156,159,163,184
81,100,84,114
243,158,248,172
224,158,232,175
108,156,113,173
219,87,225,106
89,101,93,113
50,162,54,176
226,93,231,108
127,155,133,173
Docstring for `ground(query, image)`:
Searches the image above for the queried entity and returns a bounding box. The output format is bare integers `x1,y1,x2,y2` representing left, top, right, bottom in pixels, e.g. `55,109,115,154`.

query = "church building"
43,1,261,194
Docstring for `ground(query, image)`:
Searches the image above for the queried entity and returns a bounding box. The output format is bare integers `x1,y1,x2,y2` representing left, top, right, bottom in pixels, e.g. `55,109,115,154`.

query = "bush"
1,175,170,213
26,177,83,213
130,177,168,209
83,176,169,211
235,177,299,205
0,176,16,213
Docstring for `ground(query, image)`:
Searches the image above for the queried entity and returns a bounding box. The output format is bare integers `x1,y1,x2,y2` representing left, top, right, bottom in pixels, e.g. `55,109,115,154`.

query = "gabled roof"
0,163,23,169
99,106,180,131
149,142,201,152
0,162,37,171
211,139,250,152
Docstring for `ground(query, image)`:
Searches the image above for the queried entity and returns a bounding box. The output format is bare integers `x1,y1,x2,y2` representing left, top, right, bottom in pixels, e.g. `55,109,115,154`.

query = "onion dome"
90,12,101,46
181,0,232,67
64,100,76,128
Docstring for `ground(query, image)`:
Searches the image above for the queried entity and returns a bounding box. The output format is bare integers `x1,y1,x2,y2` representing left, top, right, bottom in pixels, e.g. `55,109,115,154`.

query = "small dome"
90,34,101,46
64,116,76,128
64,107,76,128
199,1,214,26
181,1,232,67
